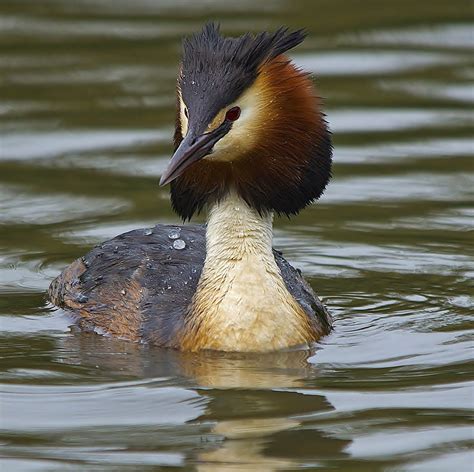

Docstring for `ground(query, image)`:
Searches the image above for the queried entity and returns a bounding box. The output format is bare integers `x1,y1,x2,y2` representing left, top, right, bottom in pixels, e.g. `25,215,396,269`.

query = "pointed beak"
159,123,230,186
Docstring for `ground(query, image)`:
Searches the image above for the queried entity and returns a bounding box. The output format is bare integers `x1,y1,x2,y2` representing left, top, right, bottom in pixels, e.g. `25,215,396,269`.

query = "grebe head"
160,23,332,220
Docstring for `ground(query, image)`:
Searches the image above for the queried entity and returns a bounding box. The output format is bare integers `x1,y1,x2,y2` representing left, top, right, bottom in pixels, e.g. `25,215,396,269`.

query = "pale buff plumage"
180,192,319,352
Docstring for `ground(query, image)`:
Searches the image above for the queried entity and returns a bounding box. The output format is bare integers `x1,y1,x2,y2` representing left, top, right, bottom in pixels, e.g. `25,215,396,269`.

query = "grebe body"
49,24,333,352
49,223,330,351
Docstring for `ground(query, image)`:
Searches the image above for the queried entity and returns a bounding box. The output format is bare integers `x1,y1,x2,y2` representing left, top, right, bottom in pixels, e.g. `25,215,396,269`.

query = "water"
0,1,473,470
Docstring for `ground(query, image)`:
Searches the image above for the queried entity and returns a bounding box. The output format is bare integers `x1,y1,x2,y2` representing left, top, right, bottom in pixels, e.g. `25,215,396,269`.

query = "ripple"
57,220,176,245
389,208,474,231
0,130,164,161
0,382,205,430
347,24,474,50
0,313,71,333
294,50,461,76
402,450,474,471
48,153,169,177
0,14,189,40
335,137,474,163
0,186,129,225
380,80,474,104
330,108,472,133
346,425,473,458
276,230,473,277
0,252,65,293
298,382,473,412
311,329,472,368
324,173,473,203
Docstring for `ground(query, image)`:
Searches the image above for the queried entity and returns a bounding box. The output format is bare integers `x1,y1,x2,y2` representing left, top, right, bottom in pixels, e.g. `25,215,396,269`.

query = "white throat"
206,191,274,261
183,192,312,352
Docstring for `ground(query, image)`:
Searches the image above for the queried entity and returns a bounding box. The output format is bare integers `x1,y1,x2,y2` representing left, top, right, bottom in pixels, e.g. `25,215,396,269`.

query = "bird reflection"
60,329,321,388
58,331,343,470
197,418,301,471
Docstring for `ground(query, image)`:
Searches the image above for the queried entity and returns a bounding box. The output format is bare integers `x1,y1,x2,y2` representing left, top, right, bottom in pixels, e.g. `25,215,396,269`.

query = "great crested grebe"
49,23,333,352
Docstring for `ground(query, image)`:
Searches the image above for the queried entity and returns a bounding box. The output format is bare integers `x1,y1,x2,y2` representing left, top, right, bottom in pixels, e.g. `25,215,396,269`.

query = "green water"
1,1,473,470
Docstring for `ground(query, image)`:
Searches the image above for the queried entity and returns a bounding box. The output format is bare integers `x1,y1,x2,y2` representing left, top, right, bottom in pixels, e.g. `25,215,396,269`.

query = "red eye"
225,106,241,122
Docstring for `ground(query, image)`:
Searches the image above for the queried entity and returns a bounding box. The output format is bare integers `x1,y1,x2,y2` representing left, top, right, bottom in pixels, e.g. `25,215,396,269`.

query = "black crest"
179,23,306,127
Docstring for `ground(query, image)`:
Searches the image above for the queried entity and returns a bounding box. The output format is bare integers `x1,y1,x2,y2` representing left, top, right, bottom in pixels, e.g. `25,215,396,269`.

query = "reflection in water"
53,332,337,471
58,331,318,387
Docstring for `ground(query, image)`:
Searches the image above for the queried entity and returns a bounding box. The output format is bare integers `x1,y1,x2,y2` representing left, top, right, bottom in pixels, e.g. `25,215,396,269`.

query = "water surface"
1,0,473,470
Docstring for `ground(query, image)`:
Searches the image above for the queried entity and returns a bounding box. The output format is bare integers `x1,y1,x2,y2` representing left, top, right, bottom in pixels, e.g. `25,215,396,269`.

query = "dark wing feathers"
49,225,206,346
273,251,332,335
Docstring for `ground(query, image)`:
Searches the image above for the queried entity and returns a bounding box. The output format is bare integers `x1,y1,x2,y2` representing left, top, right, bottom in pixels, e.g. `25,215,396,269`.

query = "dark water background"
1,1,473,470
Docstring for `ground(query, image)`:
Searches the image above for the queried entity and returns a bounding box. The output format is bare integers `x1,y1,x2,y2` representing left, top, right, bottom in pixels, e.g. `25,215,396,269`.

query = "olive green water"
1,1,473,471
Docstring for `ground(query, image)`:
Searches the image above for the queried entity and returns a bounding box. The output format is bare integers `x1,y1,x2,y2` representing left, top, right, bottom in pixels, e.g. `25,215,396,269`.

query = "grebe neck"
181,192,315,352
206,191,274,262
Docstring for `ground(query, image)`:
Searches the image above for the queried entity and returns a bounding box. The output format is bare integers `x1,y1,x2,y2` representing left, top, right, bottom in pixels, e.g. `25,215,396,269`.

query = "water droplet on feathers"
168,228,181,240
173,239,186,250
76,293,88,303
